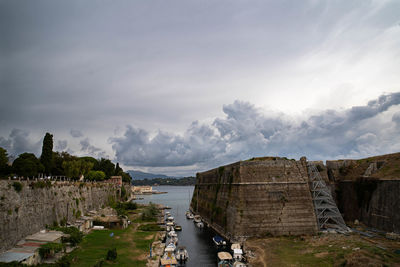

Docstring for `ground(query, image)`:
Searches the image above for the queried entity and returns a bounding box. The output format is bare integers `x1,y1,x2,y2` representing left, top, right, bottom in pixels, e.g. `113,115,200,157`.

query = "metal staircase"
307,163,349,233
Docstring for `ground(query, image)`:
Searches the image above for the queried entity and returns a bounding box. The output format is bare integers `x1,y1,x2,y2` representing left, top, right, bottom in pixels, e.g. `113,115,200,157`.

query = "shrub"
106,248,117,261
39,242,65,259
138,224,163,231
12,182,23,192
50,226,83,246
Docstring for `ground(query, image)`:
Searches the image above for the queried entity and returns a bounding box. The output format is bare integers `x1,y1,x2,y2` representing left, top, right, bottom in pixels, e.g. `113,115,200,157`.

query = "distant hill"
132,176,196,186
127,170,174,180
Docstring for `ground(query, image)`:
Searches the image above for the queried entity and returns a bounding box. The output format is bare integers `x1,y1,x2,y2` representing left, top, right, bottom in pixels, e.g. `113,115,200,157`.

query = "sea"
134,185,219,267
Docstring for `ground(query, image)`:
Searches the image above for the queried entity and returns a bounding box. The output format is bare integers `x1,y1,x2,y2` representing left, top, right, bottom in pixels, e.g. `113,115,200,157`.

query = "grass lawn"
68,224,156,266
246,234,400,267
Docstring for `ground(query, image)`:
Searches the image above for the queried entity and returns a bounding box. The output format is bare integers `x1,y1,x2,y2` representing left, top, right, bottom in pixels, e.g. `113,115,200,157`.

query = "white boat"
169,231,178,238
233,261,247,267
170,236,178,245
196,221,204,228
193,215,202,223
233,248,243,261
175,246,189,264
161,243,178,267
186,211,194,219
217,252,233,267
167,216,174,221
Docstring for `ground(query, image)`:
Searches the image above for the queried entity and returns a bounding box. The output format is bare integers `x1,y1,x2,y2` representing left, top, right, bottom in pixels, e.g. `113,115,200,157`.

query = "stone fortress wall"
0,180,119,252
191,157,318,241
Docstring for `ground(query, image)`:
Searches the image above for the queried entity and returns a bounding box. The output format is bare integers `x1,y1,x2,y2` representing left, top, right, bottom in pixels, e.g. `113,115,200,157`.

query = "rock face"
191,157,318,241
337,180,400,233
326,153,400,233
0,180,118,253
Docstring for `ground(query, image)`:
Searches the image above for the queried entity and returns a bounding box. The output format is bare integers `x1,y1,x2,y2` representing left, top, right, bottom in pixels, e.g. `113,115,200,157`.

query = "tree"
40,132,53,174
86,170,106,181
62,159,94,179
94,158,115,179
13,153,44,177
114,163,123,175
0,147,8,167
121,172,132,183
0,147,12,177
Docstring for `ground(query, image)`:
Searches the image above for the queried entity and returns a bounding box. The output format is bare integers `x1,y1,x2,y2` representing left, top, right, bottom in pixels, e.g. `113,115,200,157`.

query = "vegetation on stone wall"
12,181,22,192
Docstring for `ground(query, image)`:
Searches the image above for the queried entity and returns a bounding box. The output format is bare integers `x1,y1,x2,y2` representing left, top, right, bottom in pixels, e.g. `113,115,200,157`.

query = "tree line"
132,176,195,186
0,132,131,183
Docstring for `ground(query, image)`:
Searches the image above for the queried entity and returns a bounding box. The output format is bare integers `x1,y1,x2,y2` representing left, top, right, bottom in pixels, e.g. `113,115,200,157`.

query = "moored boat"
193,215,202,223
161,243,178,267
196,221,204,228
217,251,233,267
213,235,227,246
175,246,189,264
175,225,182,231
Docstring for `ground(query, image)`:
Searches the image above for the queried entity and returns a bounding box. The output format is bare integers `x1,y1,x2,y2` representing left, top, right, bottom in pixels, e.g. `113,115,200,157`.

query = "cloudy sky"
1,0,400,176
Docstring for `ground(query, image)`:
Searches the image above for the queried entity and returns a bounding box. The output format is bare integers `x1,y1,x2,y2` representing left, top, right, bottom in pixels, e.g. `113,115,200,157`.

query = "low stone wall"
0,180,119,252
191,158,318,241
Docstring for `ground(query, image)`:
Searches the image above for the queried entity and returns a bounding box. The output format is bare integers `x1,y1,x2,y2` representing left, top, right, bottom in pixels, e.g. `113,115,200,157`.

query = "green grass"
68,225,156,267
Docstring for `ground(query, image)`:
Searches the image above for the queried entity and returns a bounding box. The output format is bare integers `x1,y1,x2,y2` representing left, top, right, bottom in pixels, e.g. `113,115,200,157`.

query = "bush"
106,248,117,261
138,224,163,231
50,226,83,246
141,202,159,221
39,242,65,259
12,182,23,192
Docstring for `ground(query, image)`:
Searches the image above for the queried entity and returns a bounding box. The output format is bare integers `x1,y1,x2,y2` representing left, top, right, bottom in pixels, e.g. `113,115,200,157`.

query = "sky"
1,0,400,176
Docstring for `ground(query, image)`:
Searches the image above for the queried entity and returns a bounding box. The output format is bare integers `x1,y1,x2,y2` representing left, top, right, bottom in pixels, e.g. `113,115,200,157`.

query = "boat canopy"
231,243,241,250
233,249,243,254
218,252,233,260
214,235,224,242
160,258,178,265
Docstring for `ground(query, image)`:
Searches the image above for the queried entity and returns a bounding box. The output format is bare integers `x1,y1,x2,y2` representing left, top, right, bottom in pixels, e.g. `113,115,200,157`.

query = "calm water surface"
134,185,218,267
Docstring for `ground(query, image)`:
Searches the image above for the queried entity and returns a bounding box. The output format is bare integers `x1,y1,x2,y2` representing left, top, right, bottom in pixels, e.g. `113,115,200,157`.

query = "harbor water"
134,185,219,267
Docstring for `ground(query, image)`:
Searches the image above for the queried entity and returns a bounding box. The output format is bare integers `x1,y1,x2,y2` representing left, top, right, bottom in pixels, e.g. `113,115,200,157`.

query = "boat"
196,221,204,228
217,251,233,267
233,261,247,267
193,215,202,223
186,213,194,219
232,248,243,261
165,211,171,216
167,216,174,221
175,225,182,231
213,235,227,246
161,243,178,267
170,236,178,245
166,221,175,227
175,246,189,264
169,231,178,238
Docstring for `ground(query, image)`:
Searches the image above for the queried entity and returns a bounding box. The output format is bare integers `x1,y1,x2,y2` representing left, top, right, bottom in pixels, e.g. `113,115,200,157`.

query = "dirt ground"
245,232,400,267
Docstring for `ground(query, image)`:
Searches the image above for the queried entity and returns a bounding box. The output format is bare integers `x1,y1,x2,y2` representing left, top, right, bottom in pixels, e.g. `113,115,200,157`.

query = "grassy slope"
68,211,157,267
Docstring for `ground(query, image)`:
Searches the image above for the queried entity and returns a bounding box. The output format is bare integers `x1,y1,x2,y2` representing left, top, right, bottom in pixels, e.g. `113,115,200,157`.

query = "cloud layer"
111,92,400,173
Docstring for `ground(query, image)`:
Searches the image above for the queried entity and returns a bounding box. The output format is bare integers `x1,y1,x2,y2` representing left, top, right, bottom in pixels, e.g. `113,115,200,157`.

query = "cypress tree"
40,132,53,175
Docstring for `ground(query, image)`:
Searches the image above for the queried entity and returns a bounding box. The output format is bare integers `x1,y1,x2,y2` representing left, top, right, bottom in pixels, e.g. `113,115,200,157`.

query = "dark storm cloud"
1,0,399,138
55,140,68,151
0,129,42,156
80,138,106,158
70,129,83,138
111,92,400,169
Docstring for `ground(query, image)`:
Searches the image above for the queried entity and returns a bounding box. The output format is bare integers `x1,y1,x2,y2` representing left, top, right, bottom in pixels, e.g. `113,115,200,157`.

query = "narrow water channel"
134,185,218,267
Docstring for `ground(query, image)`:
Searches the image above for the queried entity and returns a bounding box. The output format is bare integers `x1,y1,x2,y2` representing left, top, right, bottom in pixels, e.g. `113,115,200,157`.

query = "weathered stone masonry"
191,157,318,241
0,180,119,253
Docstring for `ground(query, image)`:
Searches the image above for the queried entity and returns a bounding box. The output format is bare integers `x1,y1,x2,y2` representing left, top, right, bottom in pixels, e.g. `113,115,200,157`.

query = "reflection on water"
134,185,218,267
